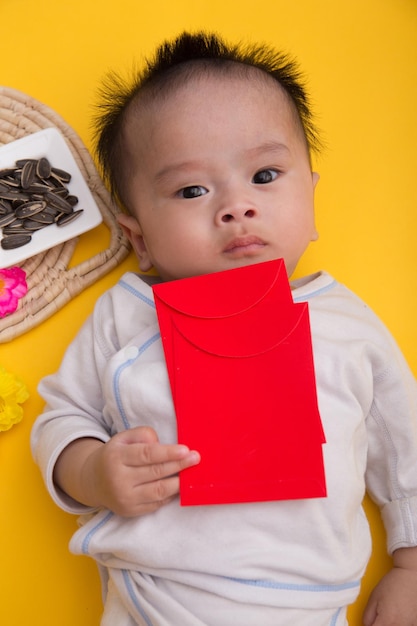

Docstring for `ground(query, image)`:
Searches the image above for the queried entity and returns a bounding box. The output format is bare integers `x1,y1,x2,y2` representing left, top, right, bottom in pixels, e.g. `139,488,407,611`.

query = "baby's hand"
88,426,200,516
54,426,200,517
363,548,417,625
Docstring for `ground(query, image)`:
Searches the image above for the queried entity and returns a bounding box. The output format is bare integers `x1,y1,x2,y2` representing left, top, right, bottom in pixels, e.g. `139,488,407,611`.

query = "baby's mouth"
223,235,266,254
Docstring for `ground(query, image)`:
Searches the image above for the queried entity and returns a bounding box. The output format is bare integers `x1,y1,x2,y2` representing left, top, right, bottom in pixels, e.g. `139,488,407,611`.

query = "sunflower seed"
66,194,79,206
0,188,28,201
42,205,60,217
3,224,28,235
29,211,55,225
21,160,37,189
0,199,13,213
15,158,36,167
36,157,51,179
26,182,54,194
1,233,32,249
48,174,67,189
15,200,47,219
52,187,69,197
0,168,16,179
50,166,71,183
21,218,48,231
44,190,74,213
4,177,21,188
56,209,83,226
0,202,11,215
0,212,17,227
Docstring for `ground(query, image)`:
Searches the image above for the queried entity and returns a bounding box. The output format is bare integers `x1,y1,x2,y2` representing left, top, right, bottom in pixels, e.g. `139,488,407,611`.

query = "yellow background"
1,0,416,624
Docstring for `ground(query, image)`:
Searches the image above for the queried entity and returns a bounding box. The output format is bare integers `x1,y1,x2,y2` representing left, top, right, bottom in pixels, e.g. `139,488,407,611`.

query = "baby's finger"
115,476,180,517
134,474,180,505
123,440,200,470
132,450,200,485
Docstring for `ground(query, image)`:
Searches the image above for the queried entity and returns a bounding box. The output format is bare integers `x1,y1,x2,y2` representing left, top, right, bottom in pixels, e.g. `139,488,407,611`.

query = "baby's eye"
252,169,279,184
178,185,208,198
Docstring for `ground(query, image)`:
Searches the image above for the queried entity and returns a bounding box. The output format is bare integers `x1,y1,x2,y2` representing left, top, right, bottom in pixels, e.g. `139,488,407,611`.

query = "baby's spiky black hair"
94,31,321,207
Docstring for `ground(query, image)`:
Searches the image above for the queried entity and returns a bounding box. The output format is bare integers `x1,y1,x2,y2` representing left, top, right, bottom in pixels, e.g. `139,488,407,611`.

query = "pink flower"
0,266,28,317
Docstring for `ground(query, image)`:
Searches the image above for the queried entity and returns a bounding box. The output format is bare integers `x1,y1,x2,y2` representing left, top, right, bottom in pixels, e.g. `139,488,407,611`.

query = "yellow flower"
0,366,29,432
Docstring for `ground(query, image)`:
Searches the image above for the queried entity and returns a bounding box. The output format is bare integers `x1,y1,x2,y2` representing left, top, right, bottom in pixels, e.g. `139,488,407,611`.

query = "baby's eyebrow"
245,141,290,160
154,160,206,185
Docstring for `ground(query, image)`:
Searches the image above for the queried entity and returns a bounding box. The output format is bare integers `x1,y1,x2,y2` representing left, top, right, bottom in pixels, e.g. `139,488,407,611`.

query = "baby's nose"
220,207,256,222
216,197,259,225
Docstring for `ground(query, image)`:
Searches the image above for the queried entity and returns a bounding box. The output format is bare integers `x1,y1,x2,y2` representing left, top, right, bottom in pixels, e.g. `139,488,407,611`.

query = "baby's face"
118,72,319,281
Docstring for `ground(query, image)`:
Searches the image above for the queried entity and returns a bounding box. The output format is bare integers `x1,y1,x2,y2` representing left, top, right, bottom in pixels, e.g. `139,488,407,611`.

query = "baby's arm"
363,547,417,625
54,426,200,517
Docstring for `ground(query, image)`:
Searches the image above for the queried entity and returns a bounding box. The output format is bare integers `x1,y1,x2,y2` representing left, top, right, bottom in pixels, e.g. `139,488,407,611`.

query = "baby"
31,32,417,625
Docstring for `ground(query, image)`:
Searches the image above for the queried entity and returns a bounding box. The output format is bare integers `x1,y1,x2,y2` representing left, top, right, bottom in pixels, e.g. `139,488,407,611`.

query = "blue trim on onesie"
122,570,154,626
81,511,114,555
330,607,343,626
222,575,360,594
292,279,337,303
119,278,156,309
113,332,161,429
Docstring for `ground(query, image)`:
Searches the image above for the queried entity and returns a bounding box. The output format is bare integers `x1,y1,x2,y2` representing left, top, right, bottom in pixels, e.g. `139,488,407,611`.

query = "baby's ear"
311,172,320,242
117,213,153,272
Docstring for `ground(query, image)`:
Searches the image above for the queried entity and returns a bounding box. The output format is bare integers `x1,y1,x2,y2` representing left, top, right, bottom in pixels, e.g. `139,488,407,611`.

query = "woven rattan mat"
0,87,131,342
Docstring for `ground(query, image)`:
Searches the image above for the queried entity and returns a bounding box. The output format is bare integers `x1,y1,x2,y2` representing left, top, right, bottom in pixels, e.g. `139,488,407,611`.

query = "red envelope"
153,259,326,506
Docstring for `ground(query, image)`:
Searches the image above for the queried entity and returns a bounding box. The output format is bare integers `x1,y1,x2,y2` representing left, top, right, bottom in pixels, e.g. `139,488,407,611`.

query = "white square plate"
0,128,103,268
